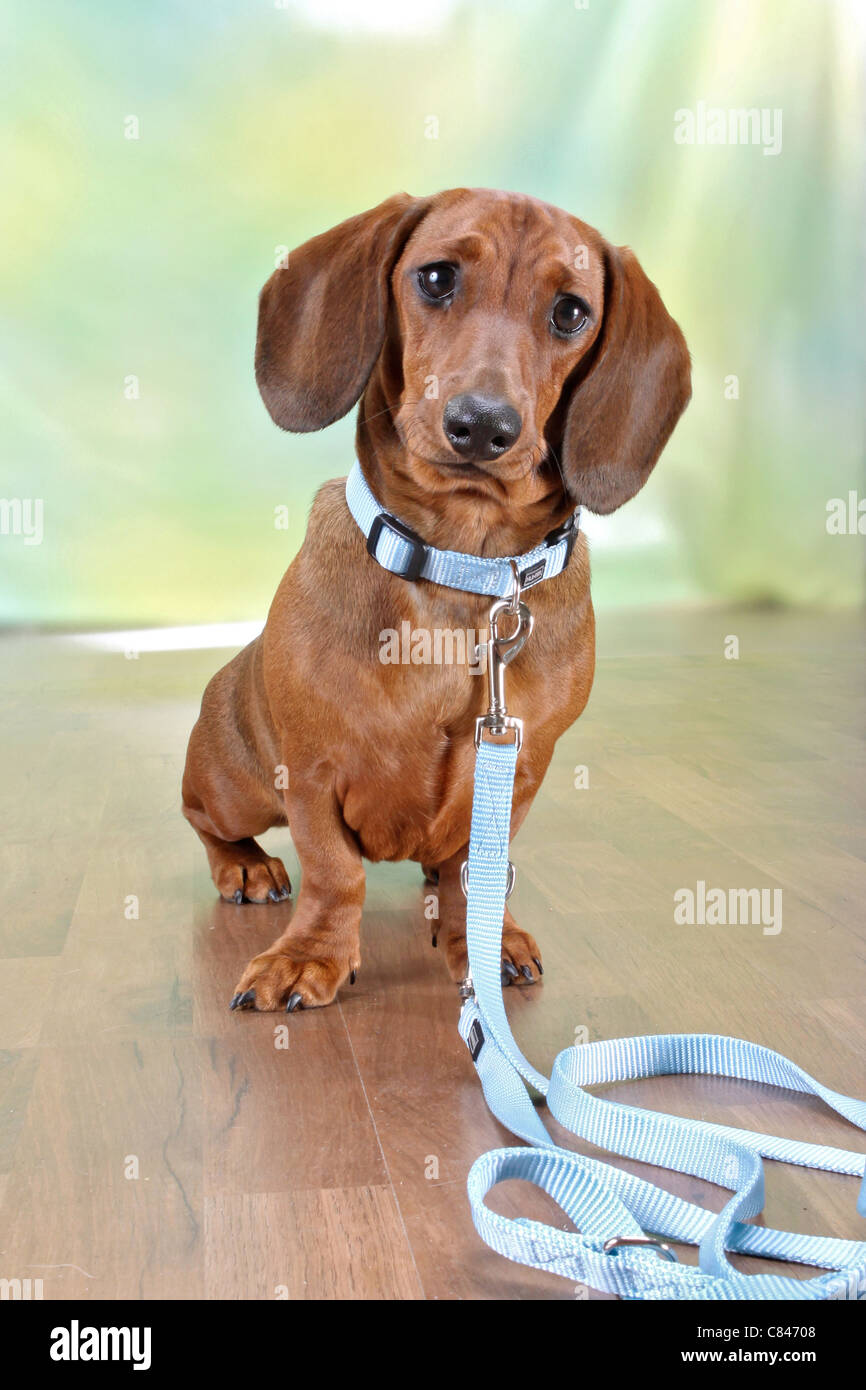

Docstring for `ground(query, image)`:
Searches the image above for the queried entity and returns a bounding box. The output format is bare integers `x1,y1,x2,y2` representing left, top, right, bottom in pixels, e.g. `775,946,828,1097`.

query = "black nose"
442,393,522,461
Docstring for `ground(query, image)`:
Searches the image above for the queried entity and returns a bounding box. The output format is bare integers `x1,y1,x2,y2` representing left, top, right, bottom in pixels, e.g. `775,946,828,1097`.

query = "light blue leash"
345,464,866,1300
458,595,866,1301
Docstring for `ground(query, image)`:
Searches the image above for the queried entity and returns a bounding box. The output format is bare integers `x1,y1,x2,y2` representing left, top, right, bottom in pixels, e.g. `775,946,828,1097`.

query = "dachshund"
182,188,691,1011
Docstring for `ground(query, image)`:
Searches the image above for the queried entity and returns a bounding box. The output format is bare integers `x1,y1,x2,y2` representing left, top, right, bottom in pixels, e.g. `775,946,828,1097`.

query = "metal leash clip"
475,562,534,751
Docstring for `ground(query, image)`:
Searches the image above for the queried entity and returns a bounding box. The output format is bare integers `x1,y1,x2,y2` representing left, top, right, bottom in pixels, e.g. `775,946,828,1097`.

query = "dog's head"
255,189,690,515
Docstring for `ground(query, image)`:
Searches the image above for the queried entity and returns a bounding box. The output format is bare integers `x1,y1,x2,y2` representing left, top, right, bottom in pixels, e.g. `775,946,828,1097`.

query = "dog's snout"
442,393,522,462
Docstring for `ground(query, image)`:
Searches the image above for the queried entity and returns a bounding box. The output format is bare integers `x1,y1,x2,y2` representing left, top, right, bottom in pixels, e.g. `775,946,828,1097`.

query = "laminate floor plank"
0,611,862,1299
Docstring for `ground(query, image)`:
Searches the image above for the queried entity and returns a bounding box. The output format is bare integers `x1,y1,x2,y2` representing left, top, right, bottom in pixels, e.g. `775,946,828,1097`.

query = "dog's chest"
337,654,553,864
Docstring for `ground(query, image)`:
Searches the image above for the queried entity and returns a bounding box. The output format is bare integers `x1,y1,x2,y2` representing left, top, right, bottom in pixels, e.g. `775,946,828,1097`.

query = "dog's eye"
417,263,456,302
551,295,590,336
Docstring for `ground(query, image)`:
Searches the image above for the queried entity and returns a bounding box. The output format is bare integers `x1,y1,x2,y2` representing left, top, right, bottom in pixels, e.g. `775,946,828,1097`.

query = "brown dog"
182,188,690,1011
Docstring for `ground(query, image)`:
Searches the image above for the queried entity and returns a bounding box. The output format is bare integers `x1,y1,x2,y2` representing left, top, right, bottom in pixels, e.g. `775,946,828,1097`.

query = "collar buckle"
544,511,579,570
366,511,427,581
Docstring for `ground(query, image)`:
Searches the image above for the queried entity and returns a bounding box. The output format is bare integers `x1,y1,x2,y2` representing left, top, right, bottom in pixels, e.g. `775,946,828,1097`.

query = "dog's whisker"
359,396,426,429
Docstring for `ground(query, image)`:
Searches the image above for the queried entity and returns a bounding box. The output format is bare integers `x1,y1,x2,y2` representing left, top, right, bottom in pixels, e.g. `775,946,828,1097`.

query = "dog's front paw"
443,912,543,988
214,847,292,904
229,945,358,1012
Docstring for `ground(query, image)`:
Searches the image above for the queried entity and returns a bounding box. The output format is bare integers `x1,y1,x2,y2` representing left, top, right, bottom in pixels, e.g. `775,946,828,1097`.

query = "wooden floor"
1,607,864,1300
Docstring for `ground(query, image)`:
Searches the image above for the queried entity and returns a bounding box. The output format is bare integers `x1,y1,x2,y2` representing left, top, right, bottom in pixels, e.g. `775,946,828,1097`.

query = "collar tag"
520,559,546,589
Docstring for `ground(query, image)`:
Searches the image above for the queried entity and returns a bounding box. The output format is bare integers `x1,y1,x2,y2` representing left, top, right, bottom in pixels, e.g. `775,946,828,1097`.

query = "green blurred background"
2,0,864,628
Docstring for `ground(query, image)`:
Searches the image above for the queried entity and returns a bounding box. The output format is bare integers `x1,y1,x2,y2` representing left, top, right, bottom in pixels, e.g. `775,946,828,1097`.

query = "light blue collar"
345,460,579,598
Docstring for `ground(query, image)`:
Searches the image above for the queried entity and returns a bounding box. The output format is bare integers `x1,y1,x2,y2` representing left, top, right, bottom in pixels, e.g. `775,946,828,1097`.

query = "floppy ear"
560,243,691,513
255,192,433,432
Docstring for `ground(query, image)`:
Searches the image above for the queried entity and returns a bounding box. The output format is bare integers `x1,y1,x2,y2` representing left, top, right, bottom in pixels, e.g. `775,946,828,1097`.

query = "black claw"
267,888,280,903
229,993,242,1011
349,970,357,985
231,988,256,1012
431,933,438,948
533,957,544,976
501,968,512,987
522,964,534,982
286,993,303,1013
502,960,519,980
280,885,291,899
233,888,244,904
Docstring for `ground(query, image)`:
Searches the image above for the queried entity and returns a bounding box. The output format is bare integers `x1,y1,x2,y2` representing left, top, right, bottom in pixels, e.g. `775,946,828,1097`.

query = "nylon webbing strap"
346,461,578,597
460,735,866,1300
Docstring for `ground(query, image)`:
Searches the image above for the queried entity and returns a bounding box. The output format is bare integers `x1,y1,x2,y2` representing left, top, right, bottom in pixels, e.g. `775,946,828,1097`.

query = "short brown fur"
182,189,691,1010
